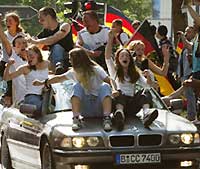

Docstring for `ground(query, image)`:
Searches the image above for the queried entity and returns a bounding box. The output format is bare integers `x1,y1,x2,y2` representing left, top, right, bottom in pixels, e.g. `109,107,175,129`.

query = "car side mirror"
19,104,37,117
169,99,183,114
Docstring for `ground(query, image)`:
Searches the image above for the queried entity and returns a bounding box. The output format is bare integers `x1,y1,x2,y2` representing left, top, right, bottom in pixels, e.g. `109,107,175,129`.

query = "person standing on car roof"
28,6,74,74
33,47,113,132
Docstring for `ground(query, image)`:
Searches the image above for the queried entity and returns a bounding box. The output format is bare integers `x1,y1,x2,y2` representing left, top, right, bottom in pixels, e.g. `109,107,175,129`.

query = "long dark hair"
115,48,140,83
69,48,97,89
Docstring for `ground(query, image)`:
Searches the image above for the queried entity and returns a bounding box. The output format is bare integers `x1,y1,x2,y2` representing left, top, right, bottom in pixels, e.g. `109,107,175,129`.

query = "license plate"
116,153,161,164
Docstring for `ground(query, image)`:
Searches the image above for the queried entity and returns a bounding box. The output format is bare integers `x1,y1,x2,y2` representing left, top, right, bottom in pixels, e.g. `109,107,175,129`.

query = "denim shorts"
71,82,111,117
24,94,43,118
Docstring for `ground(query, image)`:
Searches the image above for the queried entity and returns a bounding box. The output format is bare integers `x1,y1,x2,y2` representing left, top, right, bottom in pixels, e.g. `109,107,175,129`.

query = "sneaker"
114,109,125,131
103,116,112,132
72,116,82,131
143,109,158,128
192,119,200,125
55,62,65,75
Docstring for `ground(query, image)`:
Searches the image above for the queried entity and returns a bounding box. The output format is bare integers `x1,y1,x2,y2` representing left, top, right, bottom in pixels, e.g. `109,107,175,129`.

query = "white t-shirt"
77,26,109,50
2,31,24,63
9,49,27,106
25,68,48,95
105,58,148,97
64,65,108,96
119,32,129,45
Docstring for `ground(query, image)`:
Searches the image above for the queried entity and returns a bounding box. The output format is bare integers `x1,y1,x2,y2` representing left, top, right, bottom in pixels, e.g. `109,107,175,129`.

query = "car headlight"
86,137,99,147
60,138,72,148
194,133,200,143
181,133,193,144
72,137,85,148
169,134,180,144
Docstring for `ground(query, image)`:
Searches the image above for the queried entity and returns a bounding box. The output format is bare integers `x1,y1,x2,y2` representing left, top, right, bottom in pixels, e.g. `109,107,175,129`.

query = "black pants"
112,89,152,116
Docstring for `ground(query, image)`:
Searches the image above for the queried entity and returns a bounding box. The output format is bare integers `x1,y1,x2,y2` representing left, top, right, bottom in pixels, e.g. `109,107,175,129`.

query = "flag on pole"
127,20,174,95
70,18,84,42
104,4,134,37
176,38,184,55
126,20,162,61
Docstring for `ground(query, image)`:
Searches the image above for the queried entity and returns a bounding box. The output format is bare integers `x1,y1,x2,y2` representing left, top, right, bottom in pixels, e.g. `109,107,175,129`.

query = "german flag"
127,20,162,62
176,37,184,56
70,18,84,42
104,4,134,37
127,20,174,96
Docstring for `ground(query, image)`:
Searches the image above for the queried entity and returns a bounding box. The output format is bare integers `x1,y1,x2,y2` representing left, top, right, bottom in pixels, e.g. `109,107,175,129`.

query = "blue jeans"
182,76,197,120
49,44,65,68
71,83,111,117
24,94,43,118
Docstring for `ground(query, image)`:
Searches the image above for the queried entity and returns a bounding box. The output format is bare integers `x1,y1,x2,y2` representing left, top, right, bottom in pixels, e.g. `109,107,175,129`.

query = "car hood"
44,109,198,136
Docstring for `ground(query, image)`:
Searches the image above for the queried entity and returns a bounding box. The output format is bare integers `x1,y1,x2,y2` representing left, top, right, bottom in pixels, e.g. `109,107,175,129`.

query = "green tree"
99,0,152,22
1,0,152,35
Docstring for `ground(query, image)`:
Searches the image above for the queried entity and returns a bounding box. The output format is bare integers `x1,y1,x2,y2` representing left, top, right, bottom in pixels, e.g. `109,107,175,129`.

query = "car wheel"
1,135,12,169
41,139,55,169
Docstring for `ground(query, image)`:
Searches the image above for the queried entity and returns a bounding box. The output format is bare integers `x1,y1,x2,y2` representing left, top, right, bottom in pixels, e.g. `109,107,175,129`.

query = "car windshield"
52,81,167,112
52,80,74,111
134,82,166,110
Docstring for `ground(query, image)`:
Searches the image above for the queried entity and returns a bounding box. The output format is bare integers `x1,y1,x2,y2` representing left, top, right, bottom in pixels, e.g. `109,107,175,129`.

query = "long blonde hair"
69,48,97,89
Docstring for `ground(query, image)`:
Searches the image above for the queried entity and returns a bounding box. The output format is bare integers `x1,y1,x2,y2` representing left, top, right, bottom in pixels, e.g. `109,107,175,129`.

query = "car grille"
110,135,134,147
138,134,162,146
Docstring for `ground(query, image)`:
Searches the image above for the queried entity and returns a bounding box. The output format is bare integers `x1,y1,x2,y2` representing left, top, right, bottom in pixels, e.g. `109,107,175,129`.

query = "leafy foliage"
0,0,152,35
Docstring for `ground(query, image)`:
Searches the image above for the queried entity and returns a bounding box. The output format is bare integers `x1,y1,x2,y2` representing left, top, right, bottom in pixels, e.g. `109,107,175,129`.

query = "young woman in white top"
3,45,49,118
33,48,113,132
0,12,25,107
105,30,166,130
0,34,27,107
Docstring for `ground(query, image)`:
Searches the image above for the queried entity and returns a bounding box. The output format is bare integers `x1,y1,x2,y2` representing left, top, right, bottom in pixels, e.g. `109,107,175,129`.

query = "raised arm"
29,23,71,45
148,44,170,76
105,30,115,59
3,59,25,81
0,18,12,56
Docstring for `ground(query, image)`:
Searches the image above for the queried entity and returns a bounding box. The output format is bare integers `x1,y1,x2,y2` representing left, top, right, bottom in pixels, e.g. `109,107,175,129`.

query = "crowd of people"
0,3,200,132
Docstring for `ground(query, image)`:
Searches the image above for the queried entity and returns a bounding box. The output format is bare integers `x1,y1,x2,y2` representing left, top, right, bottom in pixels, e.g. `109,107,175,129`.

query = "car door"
7,115,43,169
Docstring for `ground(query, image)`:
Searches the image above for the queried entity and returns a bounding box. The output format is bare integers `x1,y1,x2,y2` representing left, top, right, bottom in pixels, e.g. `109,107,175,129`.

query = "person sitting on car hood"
3,45,49,118
33,47,113,132
105,30,162,131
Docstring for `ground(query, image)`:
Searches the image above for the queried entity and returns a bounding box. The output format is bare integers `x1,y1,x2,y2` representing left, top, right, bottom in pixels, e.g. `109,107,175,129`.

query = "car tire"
1,135,12,169
41,139,55,169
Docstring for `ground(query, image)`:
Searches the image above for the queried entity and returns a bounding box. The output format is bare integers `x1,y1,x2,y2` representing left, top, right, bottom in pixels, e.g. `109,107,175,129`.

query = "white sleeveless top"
25,68,48,95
